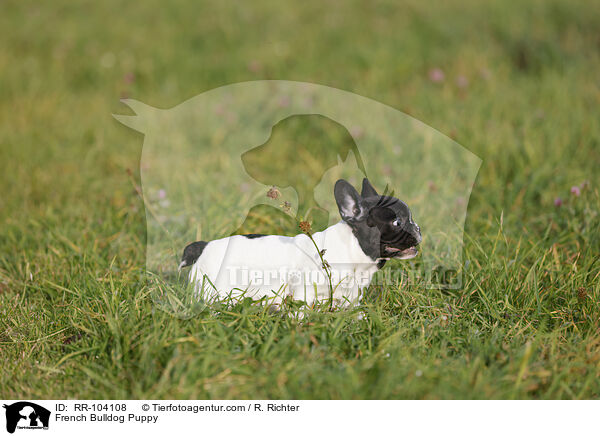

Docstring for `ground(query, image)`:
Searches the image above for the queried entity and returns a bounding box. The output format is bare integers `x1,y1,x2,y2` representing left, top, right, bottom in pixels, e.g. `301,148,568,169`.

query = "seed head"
299,221,312,233
266,186,281,200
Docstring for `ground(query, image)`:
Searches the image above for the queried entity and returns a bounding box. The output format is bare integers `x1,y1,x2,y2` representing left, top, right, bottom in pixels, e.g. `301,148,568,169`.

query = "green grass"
1,0,600,399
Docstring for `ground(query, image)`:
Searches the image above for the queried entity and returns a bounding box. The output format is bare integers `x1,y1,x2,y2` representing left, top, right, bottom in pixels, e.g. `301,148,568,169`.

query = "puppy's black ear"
361,178,378,198
335,179,364,222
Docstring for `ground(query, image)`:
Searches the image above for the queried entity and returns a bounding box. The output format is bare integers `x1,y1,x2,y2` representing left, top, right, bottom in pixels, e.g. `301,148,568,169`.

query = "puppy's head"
334,178,421,260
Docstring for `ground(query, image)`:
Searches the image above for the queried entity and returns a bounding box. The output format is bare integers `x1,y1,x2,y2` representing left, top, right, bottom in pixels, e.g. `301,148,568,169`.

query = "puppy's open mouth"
385,246,419,259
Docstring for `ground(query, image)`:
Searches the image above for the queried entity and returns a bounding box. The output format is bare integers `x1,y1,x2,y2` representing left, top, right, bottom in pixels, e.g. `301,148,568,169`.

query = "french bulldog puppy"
179,179,421,307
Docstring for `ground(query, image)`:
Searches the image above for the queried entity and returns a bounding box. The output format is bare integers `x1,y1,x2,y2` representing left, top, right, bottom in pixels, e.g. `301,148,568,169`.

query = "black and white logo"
3,402,50,434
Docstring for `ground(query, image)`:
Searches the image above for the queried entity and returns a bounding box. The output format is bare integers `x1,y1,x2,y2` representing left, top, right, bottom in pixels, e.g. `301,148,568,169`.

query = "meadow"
1,0,599,399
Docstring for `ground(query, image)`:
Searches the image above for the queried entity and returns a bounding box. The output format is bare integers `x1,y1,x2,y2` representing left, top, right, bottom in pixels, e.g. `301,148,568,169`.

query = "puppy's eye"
392,219,400,227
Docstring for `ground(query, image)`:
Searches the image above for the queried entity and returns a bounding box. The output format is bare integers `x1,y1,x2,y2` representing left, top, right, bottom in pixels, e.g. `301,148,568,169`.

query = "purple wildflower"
428,68,445,83
456,75,469,89
247,60,262,73
278,95,290,108
123,72,135,84
570,186,581,196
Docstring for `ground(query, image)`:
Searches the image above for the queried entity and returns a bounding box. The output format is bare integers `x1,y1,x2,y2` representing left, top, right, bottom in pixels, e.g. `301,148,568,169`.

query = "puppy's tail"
179,241,208,271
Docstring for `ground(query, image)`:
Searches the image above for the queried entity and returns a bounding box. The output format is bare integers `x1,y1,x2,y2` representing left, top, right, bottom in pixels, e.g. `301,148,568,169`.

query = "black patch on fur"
242,233,266,239
377,259,387,269
350,223,381,260
180,241,208,268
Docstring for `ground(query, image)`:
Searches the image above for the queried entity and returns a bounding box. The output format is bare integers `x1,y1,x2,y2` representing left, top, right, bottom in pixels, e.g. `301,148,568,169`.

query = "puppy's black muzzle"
381,228,421,251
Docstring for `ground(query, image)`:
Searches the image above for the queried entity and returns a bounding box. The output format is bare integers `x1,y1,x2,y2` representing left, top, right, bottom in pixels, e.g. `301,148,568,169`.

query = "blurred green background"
1,0,599,399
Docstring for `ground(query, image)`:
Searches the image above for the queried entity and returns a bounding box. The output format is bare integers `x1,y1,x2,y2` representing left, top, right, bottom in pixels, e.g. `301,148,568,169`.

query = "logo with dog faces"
3,402,50,433
115,80,481,315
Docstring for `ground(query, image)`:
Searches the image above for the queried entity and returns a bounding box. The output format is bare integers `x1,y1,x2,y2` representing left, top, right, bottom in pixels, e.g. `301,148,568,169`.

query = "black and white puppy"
179,178,421,307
